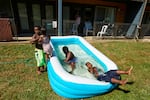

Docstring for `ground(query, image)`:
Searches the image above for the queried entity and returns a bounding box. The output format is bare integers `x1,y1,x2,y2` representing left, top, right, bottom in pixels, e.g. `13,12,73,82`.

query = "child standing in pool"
85,62,133,85
62,46,77,73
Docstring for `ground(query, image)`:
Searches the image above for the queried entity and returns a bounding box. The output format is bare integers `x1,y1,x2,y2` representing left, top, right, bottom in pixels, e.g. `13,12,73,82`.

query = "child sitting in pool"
85,62,133,85
62,46,77,73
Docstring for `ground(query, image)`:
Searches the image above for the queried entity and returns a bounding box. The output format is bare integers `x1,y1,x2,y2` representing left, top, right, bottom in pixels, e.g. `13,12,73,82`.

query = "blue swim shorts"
67,57,77,63
97,70,121,82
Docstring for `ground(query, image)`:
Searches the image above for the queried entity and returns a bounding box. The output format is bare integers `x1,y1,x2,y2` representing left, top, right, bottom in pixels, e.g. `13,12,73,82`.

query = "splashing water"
54,44,104,79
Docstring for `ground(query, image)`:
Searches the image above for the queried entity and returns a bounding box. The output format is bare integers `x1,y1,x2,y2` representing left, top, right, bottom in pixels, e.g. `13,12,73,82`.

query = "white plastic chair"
85,28,95,36
85,21,95,36
97,25,108,38
72,24,78,35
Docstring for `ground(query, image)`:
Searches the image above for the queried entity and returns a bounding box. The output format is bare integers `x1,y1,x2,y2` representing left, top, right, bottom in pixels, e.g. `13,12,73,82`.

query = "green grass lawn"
0,40,150,100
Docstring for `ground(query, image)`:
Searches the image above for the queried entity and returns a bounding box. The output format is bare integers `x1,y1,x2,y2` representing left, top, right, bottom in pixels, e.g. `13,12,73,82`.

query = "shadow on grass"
71,81,135,100
101,81,135,95
116,81,135,93
117,87,130,93
126,81,134,85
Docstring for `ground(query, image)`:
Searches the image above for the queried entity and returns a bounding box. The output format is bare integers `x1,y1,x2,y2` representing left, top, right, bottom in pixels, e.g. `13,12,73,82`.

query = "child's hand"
64,59,69,63
38,36,43,42
30,40,35,44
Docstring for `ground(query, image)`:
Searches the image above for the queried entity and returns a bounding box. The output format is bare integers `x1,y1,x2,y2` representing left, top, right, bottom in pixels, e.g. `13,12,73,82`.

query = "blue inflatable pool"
47,36,118,99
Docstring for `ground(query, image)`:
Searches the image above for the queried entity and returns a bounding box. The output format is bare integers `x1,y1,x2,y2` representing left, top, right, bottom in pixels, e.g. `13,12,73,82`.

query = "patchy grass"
0,41,150,100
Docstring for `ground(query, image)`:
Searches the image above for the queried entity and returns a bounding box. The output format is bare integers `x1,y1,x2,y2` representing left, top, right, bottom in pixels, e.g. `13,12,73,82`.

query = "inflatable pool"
47,36,118,99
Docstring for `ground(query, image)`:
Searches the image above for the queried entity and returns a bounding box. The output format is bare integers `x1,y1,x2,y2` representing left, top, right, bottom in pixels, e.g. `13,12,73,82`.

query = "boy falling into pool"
62,46,77,73
85,62,133,85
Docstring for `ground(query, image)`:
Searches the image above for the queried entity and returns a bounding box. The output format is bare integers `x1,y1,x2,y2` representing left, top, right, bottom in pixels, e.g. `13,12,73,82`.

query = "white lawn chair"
72,24,78,35
85,28,95,36
97,25,108,38
85,21,95,36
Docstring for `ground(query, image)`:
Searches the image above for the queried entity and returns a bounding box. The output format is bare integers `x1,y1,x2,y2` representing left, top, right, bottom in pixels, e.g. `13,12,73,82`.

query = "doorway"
17,3,30,34
17,2,42,36
32,4,41,27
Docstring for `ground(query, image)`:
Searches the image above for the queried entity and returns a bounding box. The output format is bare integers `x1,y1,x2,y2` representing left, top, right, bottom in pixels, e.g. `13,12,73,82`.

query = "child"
62,46,77,73
85,62,133,85
30,26,46,75
39,28,53,61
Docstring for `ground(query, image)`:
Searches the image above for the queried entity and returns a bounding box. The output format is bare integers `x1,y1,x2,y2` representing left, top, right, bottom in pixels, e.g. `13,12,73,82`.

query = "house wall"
0,0,12,18
63,0,126,23
1,0,149,36
146,5,150,10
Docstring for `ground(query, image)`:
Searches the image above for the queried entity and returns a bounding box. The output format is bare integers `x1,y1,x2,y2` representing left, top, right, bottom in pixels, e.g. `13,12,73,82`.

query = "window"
45,5,53,20
142,11,150,24
94,6,116,23
17,3,29,30
32,4,41,26
63,6,70,20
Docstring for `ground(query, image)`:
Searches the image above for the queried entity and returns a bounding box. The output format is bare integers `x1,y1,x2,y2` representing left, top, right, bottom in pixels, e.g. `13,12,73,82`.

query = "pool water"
53,44,104,79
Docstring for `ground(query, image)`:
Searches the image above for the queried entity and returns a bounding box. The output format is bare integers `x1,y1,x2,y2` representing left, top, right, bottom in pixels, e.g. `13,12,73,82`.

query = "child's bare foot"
37,71,41,75
120,79,128,85
43,67,47,72
40,66,46,72
127,66,133,75
40,68,45,72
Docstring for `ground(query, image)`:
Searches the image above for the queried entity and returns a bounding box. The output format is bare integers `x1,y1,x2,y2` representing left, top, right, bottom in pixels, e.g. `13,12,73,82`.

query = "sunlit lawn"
0,40,150,100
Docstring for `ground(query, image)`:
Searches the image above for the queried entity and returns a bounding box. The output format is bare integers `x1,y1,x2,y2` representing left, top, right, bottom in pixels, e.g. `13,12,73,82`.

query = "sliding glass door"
17,3,29,31
16,1,55,35
45,5,54,20
94,6,116,23
32,4,41,26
